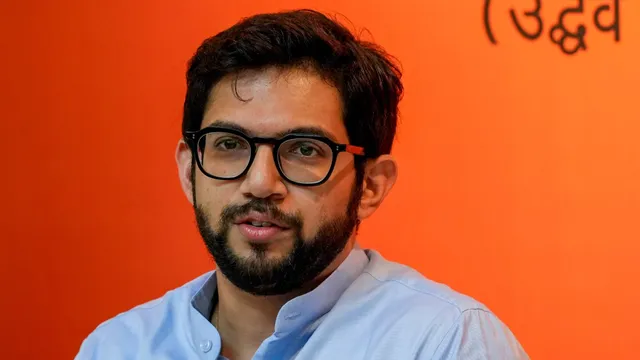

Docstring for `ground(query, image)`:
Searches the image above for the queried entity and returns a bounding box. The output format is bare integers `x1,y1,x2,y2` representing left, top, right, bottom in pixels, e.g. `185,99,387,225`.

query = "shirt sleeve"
426,308,530,360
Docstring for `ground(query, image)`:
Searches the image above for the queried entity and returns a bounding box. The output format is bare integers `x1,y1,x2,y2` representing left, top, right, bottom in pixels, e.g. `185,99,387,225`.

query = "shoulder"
356,249,488,313
351,250,529,359
74,272,213,360
425,306,530,359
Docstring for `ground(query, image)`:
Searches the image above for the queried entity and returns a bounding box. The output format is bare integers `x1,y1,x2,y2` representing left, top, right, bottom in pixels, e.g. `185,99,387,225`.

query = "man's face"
192,67,362,296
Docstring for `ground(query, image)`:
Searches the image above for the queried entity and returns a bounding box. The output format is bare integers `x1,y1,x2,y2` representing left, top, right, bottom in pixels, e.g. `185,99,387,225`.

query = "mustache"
219,198,302,229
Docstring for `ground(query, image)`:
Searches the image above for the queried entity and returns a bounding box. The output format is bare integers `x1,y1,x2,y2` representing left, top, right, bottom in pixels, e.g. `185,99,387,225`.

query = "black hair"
182,9,403,165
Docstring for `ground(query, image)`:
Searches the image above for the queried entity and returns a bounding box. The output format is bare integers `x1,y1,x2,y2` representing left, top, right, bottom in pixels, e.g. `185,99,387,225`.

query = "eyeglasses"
184,127,366,186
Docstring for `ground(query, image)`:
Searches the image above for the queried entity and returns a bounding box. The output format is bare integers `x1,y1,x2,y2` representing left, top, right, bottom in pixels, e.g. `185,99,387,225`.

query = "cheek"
293,183,353,237
194,175,234,219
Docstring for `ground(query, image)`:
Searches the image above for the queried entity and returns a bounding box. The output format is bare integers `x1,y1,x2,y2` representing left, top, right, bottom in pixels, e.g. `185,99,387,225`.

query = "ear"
175,139,195,206
357,154,398,221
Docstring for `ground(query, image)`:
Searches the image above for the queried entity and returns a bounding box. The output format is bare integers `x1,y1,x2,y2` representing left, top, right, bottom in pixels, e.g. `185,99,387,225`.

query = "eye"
215,137,246,151
290,142,322,157
297,144,316,156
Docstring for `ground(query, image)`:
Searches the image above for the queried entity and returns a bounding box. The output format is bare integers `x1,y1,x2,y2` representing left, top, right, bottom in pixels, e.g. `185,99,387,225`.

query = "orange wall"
1,1,639,359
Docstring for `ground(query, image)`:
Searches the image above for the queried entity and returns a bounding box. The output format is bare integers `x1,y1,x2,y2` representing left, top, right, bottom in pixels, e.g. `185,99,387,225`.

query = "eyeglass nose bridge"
250,136,281,148
245,136,283,172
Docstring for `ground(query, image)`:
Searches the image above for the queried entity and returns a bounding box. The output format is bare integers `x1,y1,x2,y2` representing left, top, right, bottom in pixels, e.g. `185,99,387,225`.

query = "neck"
212,242,354,357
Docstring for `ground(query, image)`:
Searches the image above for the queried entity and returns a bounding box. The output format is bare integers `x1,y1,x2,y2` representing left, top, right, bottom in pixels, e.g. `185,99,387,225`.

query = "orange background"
1,1,639,359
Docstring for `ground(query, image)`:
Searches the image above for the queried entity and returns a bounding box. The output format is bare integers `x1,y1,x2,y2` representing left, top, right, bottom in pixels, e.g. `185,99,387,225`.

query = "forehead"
202,67,347,141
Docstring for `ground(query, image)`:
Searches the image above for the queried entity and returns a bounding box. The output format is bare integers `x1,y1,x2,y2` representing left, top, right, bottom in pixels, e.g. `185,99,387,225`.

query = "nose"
239,145,287,200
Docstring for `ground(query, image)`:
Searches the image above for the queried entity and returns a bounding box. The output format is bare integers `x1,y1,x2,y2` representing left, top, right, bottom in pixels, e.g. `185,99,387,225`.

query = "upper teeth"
251,221,272,227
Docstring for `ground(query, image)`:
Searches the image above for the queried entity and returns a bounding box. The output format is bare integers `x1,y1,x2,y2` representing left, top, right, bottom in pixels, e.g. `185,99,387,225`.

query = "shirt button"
199,340,212,353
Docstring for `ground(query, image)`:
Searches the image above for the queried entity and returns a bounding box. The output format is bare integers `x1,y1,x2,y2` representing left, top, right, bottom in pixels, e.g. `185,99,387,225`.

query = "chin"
230,237,291,261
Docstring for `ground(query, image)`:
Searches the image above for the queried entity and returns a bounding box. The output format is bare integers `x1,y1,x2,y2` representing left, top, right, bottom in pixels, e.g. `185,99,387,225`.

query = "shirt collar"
189,245,369,337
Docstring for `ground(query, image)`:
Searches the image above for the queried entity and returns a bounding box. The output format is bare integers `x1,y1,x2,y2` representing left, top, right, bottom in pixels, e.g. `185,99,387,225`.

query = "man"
76,9,529,360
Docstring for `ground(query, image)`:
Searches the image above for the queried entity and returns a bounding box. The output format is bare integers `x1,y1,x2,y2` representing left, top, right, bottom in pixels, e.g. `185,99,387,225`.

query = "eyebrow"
205,119,340,142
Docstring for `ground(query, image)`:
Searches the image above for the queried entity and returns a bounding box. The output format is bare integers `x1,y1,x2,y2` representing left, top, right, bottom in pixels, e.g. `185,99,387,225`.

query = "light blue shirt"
76,248,529,359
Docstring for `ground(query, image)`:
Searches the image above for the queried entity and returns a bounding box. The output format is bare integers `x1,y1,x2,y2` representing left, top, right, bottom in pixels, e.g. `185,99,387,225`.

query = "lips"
234,211,290,243
233,211,289,229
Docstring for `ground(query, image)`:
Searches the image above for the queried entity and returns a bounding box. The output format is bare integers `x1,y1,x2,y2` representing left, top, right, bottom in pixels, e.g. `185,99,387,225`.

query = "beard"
194,182,363,296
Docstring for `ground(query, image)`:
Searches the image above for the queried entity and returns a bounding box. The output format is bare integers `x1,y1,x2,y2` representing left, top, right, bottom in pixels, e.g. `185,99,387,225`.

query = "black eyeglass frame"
184,127,366,186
